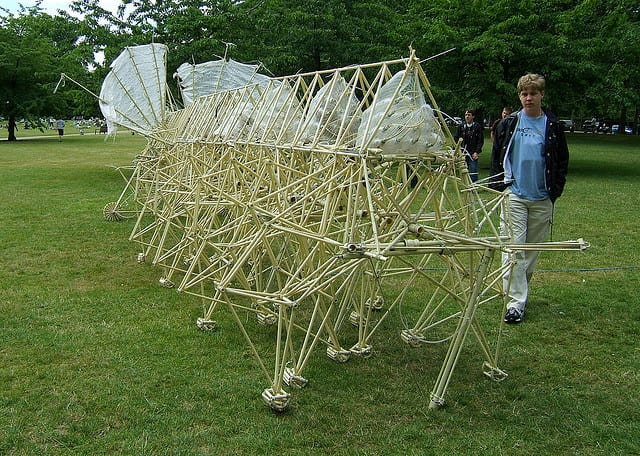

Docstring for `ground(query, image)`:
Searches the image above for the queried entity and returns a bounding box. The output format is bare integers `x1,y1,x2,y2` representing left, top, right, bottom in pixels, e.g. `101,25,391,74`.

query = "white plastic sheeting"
99,43,168,135
174,59,270,106
356,70,442,156
252,80,301,143
302,75,362,145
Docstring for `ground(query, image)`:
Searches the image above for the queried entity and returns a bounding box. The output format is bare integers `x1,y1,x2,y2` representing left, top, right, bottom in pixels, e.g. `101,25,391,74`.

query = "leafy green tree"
408,0,639,125
409,0,581,121
193,0,354,75
560,0,639,129
0,5,92,140
71,0,249,104
4,0,633,133
235,0,411,75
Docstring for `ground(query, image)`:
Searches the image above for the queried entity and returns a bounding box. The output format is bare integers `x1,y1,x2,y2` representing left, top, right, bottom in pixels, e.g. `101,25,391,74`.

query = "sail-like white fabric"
357,70,442,156
174,59,270,106
99,43,168,135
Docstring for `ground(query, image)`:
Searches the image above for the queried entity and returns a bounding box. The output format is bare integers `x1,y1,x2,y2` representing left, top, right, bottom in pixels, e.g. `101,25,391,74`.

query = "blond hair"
517,73,545,93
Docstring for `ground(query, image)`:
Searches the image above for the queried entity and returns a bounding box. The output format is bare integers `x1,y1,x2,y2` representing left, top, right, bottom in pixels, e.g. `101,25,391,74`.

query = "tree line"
1,0,638,140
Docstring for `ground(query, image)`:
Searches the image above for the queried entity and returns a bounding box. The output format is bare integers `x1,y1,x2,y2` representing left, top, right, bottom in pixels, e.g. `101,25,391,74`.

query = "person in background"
489,73,569,324
56,118,65,141
490,106,512,142
454,109,484,182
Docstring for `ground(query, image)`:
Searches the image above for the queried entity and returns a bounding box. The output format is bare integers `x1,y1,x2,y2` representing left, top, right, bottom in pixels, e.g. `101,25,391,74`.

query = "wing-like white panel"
175,59,270,106
99,43,168,135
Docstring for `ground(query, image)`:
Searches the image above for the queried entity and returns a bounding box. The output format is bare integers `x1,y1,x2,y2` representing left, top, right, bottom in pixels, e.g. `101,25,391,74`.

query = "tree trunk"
618,106,627,135
8,115,17,141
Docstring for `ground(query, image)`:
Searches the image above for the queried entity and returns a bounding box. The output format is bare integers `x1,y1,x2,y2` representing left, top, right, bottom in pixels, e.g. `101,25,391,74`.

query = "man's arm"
488,120,507,191
475,123,484,154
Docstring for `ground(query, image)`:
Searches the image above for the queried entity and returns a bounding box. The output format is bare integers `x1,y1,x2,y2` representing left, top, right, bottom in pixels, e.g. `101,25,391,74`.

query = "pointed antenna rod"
53,73,106,103
420,48,456,64
222,41,236,61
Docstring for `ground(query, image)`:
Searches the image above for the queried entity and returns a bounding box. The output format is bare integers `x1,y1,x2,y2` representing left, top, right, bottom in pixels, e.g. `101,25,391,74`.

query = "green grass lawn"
1,131,638,455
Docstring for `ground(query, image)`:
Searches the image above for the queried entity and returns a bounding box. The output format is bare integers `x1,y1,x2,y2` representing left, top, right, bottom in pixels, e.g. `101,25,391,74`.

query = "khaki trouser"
501,192,553,312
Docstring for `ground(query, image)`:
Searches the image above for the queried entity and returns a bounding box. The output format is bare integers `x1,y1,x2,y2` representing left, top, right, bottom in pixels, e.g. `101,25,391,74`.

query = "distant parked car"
560,119,574,132
445,116,462,128
611,124,633,135
598,122,612,134
582,119,597,133
582,118,613,133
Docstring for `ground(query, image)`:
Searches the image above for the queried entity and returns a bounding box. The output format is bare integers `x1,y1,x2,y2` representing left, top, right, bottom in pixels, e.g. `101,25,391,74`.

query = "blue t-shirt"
507,112,549,200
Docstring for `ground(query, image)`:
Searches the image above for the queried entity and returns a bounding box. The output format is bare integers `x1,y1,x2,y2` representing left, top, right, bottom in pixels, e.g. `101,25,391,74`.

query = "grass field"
1,129,638,455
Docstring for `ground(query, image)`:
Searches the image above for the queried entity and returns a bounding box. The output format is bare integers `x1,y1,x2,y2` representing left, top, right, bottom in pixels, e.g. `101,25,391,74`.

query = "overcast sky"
3,0,120,15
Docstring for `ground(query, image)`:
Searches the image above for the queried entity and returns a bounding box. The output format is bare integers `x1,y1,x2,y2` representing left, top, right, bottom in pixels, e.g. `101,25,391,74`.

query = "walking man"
489,74,569,324
454,109,484,182
56,118,65,141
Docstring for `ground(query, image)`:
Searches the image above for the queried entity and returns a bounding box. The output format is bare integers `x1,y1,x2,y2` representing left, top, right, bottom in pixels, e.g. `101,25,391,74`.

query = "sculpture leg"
429,248,493,409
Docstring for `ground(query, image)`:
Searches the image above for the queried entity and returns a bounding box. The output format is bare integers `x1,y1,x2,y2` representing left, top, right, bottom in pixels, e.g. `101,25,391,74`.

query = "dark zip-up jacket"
489,109,569,202
454,121,484,156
